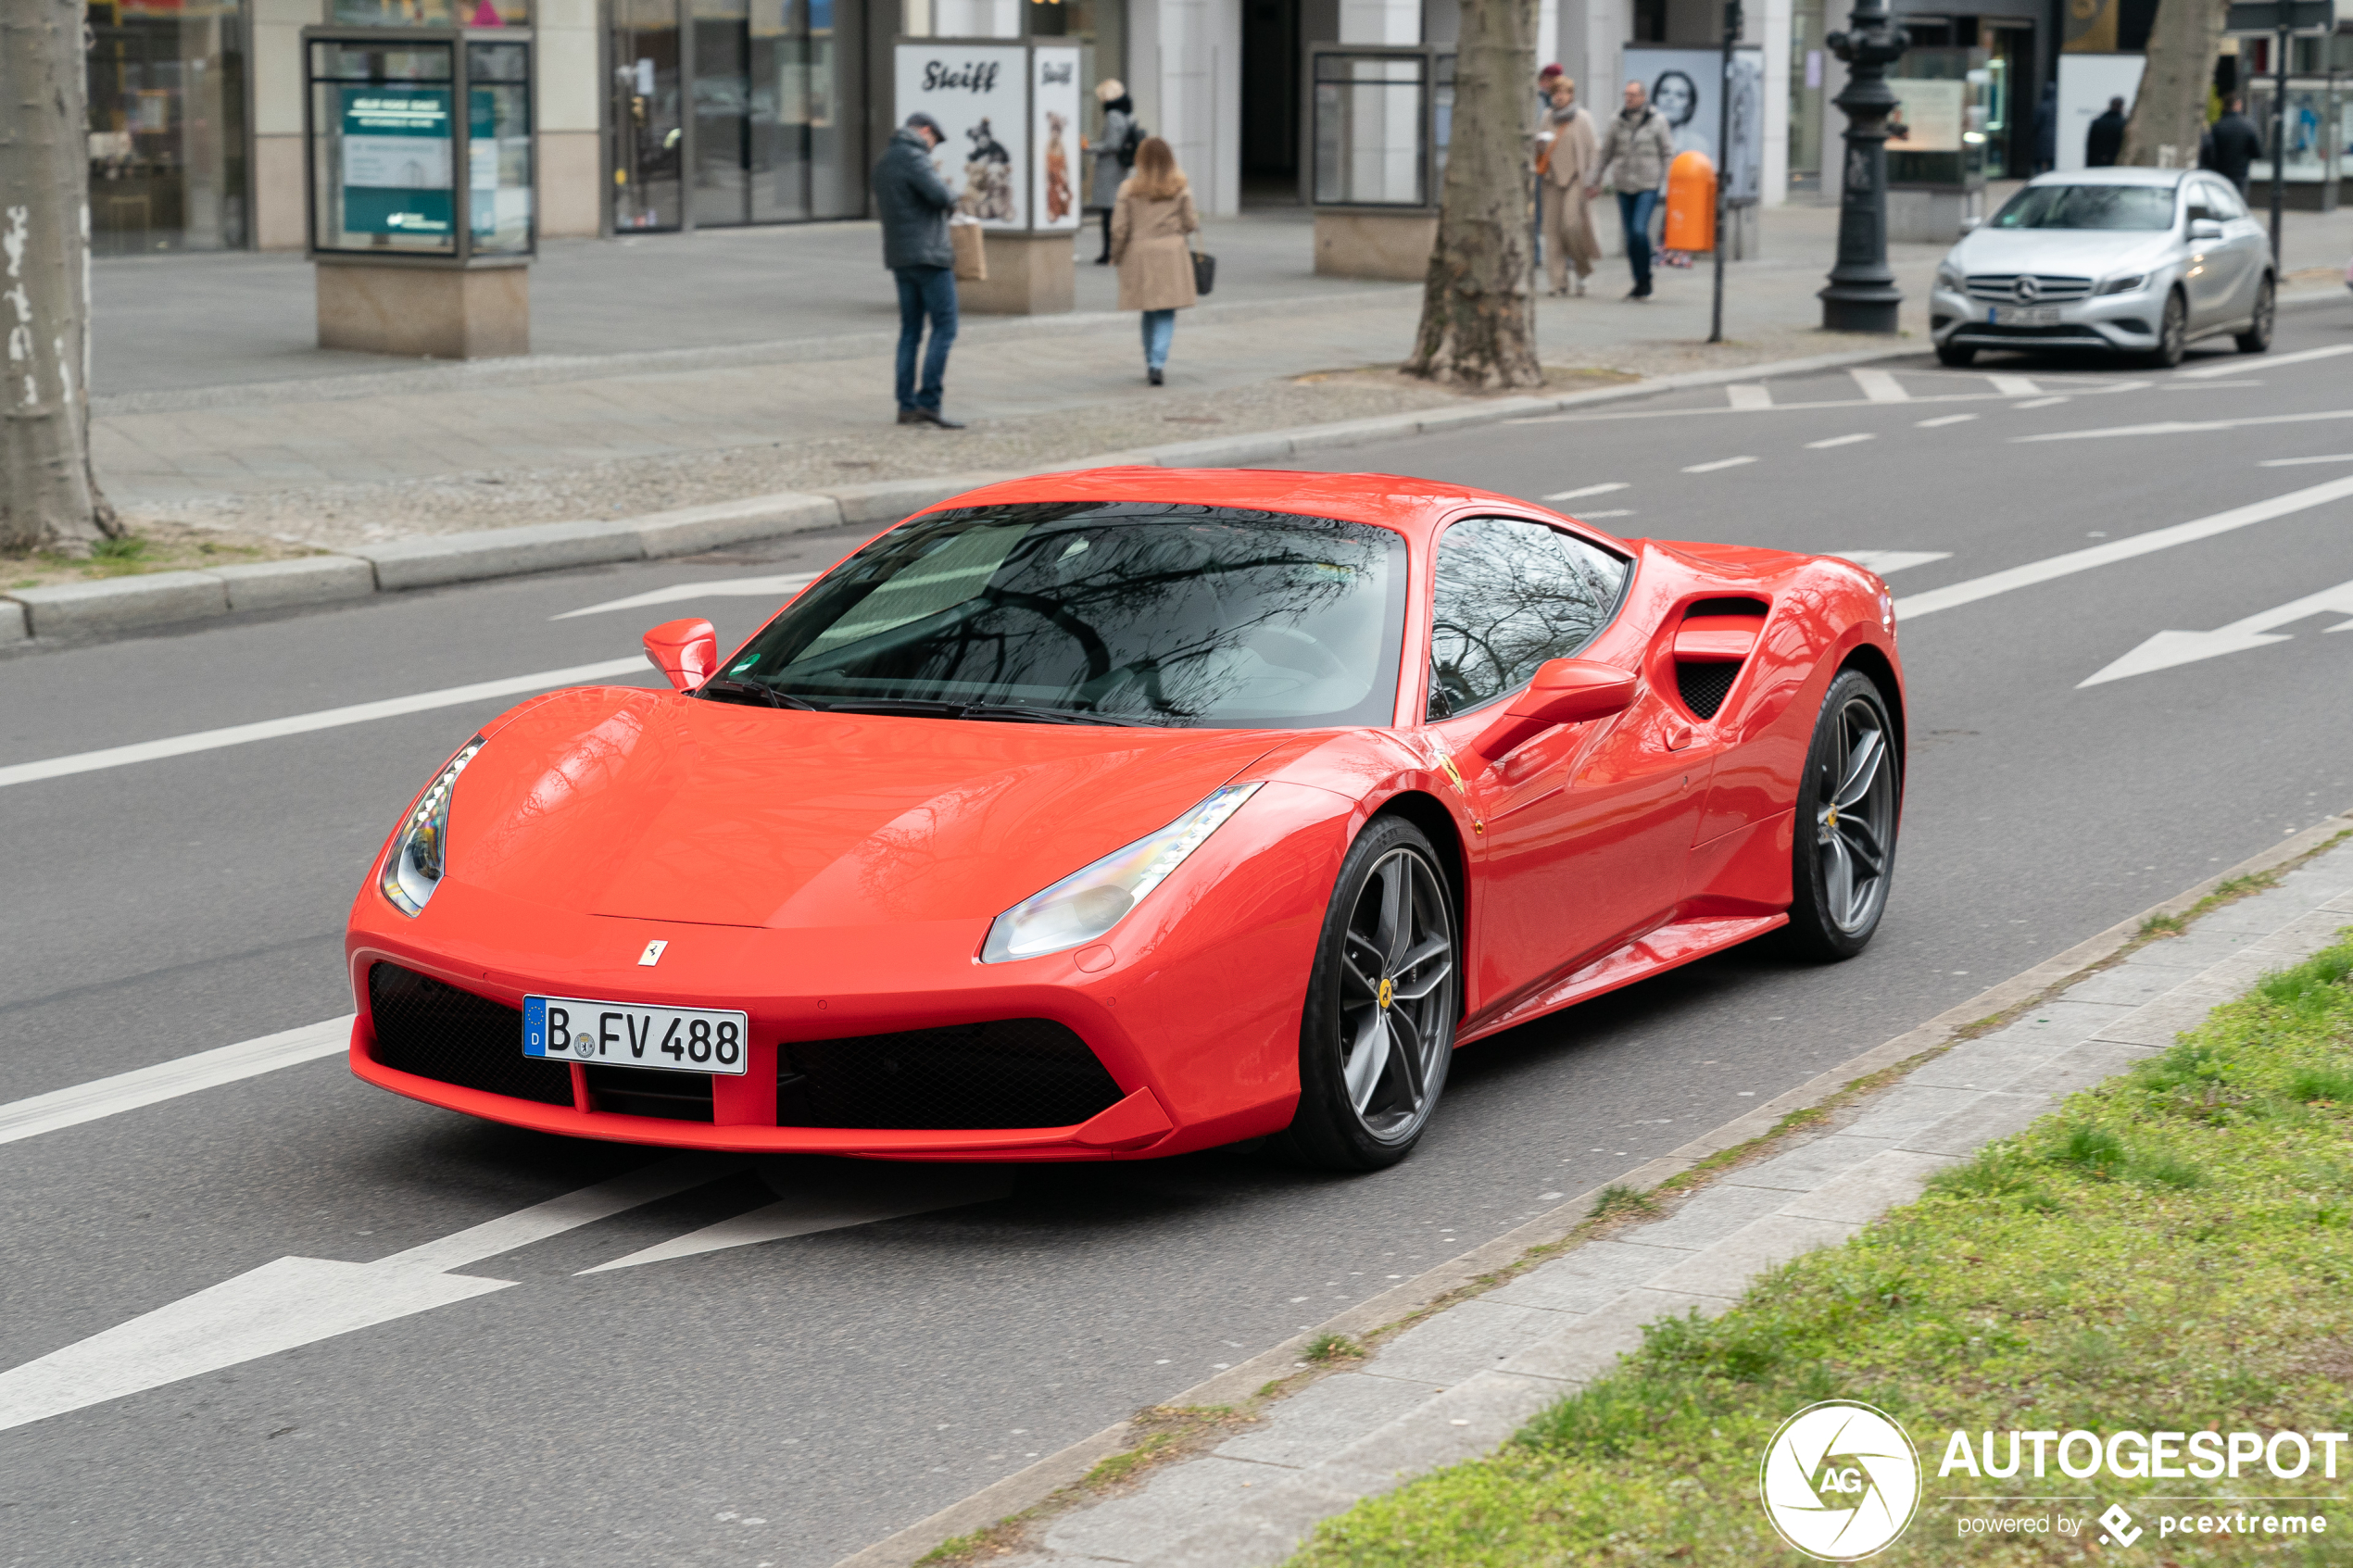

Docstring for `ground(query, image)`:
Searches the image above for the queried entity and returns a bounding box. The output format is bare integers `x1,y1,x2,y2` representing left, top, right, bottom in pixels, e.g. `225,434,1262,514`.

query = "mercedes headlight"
2095,272,2147,295
980,784,1264,963
380,736,486,917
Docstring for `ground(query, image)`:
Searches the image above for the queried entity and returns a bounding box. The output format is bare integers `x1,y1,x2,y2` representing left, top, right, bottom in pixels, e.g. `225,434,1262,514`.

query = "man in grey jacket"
1591,81,1676,300
873,112,964,428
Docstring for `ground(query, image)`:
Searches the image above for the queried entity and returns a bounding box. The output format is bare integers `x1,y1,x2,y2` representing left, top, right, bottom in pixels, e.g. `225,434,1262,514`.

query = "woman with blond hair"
1111,136,1200,386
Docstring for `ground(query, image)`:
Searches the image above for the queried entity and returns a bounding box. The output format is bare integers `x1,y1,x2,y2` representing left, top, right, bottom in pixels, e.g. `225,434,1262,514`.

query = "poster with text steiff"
896,44,1030,230
339,85,455,240
1030,48,1082,230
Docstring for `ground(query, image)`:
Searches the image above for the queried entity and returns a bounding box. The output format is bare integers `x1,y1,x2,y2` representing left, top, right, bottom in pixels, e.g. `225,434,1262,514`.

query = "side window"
2183,189,2215,224
2207,180,2246,220
1427,517,1629,720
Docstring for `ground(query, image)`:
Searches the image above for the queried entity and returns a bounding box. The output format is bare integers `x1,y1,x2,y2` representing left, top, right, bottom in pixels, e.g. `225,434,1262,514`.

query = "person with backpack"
1088,80,1139,265
1112,136,1201,385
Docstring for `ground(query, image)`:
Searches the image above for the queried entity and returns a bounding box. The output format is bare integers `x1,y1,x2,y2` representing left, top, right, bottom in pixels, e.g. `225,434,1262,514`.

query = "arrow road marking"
0,1015,352,1148
2015,408,2353,443
2078,577,2353,685
552,570,821,621
580,1161,1015,1273
1829,551,1953,577
0,657,650,791
0,1155,732,1435
2176,343,2353,379
1895,475,2353,621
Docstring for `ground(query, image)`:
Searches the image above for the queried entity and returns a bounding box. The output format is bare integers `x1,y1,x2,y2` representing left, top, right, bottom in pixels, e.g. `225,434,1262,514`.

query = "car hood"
1948,227,2175,277
446,686,1286,929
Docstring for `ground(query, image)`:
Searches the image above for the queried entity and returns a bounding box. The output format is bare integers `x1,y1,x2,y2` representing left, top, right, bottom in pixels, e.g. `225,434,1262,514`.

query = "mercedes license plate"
1992,305,2061,326
523,996,749,1075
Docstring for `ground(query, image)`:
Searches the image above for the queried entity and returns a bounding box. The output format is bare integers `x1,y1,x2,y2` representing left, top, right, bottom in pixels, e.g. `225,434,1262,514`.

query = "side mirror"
1466,658,1639,764
2189,218,2224,241
643,617,718,692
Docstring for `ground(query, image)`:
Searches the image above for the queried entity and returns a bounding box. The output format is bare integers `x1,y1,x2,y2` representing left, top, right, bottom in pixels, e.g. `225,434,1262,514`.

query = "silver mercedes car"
1930,167,2275,369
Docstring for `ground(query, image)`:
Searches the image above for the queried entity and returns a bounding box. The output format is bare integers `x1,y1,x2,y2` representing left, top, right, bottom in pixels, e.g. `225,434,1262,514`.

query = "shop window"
332,0,529,25
86,0,249,254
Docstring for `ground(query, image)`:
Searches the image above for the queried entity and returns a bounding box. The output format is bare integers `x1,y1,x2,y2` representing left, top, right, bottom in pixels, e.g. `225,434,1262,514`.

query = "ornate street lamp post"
1818,0,1909,333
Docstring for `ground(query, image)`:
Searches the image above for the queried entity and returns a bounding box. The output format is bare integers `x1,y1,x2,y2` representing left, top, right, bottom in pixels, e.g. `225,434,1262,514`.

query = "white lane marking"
1579,508,1637,519
0,1017,352,1148
1985,374,2041,397
552,571,821,621
1850,368,1909,403
1726,383,1773,410
2080,576,2353,685
1682,455,1757,473
2166,379,2264,390
1512,379,2151,427
2013,395,2070,409
2015,408,2353,443
2176,344,2353,379
0,1156,730,1435
1542,481,1629,501
0,658,648,792
1917,413,1978,428
1828,551,1954,576
1896,475,2353,621
2259,453,2353,467
579,1164,1015,1273
1806,433,1875,449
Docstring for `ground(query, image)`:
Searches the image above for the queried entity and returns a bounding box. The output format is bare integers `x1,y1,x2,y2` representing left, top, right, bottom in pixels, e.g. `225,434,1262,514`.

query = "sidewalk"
845,817,2353,1568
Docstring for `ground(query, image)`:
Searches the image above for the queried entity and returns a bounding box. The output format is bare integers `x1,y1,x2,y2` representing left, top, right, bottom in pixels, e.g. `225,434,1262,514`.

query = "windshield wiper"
821,696,1159,727
698,678,824,711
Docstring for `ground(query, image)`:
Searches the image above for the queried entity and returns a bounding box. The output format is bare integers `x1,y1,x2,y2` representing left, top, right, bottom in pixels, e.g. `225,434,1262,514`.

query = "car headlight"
1935,261,1965,290
2095,273,2147,295
380,736,486,917
980,783,1265,963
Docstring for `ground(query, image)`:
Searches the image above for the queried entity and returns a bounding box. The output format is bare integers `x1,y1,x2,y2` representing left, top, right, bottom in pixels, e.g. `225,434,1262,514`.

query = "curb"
19,286,2342,648
827,807,2353,1568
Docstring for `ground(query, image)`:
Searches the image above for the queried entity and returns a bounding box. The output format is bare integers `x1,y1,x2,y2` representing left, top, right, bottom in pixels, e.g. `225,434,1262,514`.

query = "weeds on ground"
1288,934,2353,1567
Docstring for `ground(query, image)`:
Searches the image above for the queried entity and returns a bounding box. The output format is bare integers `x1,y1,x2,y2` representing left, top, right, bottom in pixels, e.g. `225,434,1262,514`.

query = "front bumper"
1929,282,2162,354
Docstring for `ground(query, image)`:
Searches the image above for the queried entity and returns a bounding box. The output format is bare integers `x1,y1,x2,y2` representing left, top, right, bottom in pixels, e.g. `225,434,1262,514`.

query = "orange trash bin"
1664,149,1717,253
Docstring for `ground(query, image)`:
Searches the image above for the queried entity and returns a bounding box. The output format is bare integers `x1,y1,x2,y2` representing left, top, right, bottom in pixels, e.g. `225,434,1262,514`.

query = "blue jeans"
1616,189,1660,295
893,265,958,411
1141,308,1176,370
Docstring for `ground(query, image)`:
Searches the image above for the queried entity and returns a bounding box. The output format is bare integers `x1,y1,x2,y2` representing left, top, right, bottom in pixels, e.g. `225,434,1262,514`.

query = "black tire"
2147,289,2188,369
1274,816,1459,1172
1934,341,1977,368
1785,670,1901,961
2235,274,2275,354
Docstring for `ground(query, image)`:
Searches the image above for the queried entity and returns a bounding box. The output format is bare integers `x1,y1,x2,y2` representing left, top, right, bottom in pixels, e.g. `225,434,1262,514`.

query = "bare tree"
1405,0,1542,391
2,0,120,556
2120,0,2231,168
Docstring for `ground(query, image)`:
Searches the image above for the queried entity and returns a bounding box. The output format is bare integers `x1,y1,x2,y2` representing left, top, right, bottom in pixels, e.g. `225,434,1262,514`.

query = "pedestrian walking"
1592,80,1674,300
1538,80,1599,296
2200,96,2263,195
2085,96,2127,168
1111,136,1200,386
1536,60,1564,119
1088,80,1136,265
872,111,964,428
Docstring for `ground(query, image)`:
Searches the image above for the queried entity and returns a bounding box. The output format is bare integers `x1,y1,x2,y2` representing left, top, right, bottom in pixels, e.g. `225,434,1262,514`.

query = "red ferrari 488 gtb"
346,468,1904,1170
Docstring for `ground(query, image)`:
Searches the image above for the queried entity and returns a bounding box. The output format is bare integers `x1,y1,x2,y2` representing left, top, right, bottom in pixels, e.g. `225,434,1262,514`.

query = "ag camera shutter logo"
1759,1401,1922,1560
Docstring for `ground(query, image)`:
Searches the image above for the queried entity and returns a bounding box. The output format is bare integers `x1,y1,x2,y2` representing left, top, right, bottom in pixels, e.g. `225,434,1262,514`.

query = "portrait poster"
1620,45,1766,204
1885,78,1966,152
1031,47,1082,230
895,44,1029,229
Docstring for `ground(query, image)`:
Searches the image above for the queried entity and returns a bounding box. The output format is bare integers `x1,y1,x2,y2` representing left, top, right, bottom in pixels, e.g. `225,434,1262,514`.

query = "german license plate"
522,996,749,1075
1992,305,2060,326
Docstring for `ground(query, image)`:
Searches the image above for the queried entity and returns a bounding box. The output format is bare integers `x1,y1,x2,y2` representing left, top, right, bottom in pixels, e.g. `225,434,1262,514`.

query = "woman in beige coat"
1111,136,1200,385
1538,81,1600,295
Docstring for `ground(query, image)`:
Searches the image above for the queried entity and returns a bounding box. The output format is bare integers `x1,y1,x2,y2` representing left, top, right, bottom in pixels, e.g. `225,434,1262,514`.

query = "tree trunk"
1,0,120,556
2120,0,2230,168
1404,0,1542,390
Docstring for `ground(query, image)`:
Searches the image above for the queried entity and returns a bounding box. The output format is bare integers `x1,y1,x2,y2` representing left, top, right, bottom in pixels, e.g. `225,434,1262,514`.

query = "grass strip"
1289,935,2353,1566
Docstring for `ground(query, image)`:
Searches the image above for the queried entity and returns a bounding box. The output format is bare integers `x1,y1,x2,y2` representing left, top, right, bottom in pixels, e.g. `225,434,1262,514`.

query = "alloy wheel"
1336,847,1455,1141
1813,695,1896,935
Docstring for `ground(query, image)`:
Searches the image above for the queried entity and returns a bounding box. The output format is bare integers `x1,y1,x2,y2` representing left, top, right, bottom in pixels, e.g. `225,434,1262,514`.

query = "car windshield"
1990,183,2176,232
717,502,1409,728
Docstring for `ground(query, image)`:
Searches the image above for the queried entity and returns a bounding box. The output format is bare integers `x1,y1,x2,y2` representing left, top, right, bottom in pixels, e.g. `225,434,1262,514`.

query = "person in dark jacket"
2200,97,2264,194
872,112,964,428
2085,97,2127,168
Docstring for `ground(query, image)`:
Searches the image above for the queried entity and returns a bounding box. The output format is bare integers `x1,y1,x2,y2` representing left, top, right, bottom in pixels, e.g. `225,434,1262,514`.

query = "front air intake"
779,1020,1126,1130
368,962,574,1105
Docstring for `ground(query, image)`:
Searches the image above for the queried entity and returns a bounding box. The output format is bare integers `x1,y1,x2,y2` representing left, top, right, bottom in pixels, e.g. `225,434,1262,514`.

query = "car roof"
2024,168,2190,188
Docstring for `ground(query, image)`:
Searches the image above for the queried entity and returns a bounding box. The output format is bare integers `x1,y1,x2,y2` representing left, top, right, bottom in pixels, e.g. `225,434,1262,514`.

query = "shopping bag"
950,220,987,282
1190,248,1215,296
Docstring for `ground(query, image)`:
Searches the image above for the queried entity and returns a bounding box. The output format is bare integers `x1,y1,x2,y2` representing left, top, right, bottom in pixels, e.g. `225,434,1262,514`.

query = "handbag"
950,219,987,282
1190,245,1215,296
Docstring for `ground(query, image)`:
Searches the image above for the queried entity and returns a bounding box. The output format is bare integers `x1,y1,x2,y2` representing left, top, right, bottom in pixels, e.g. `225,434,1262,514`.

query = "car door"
2182,179,2245,328
1419,517,1702,1014
2205,178,2268,318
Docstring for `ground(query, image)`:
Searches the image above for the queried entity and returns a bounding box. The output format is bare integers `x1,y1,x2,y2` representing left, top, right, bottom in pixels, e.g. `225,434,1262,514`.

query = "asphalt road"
6,309,2353,1568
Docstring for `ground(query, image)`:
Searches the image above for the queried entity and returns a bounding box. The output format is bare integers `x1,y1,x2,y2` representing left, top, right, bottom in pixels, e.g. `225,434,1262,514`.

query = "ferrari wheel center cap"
1377,977,1395,1010
1825,804,1839,829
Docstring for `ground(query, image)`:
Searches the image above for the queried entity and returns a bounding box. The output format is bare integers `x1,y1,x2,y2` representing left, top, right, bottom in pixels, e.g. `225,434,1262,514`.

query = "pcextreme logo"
1759,1401,1923,1561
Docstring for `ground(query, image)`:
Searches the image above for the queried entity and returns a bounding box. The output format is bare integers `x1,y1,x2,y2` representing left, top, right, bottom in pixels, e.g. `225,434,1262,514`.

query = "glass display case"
2246,76,2345,204
1309,45,1454,208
